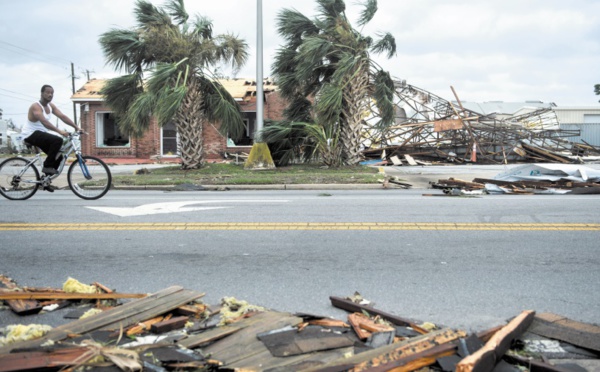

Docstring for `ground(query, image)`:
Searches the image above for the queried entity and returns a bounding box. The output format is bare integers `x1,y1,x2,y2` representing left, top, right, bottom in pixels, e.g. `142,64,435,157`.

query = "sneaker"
42,167,58,175
43,185,58,192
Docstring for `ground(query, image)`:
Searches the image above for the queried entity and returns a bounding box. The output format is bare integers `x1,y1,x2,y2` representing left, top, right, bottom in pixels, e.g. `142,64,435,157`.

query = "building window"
95,112,130,147
229,112,255,146
161,122,179,156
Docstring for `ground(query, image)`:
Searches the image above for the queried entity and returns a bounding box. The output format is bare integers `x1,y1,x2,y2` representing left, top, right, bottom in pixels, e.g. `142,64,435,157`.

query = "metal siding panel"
560,123,600,146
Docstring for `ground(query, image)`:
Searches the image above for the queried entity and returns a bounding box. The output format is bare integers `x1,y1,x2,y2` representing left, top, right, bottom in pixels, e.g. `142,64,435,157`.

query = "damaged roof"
71,78,278,102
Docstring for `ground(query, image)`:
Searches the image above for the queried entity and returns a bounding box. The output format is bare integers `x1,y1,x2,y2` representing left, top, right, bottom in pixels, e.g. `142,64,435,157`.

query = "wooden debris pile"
361,82,599,165
431,177,600,195
1,277,599,371
430,164,600,195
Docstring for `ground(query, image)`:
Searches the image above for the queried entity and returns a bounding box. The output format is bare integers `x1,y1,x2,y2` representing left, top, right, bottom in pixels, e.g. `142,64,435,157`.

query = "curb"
112,183,387,191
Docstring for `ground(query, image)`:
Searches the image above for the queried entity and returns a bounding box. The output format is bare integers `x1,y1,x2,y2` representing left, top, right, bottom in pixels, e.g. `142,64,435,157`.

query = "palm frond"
371,32,396,59
213,34,249,72
295,36,331,82
357,0,377,27
316,83,343,126
155,86,187,126
146,60,189,93
316,0,346,19
260,121,317,165
164,0,188,25
330,52,361,83
371,69,395,127
201,78,244,139
272,46,298,76
190,15,213,40
100,74,143,118
134,0,172,28
276,9,319,42
123,91,155,136
283,96,313,122
99,29,147,73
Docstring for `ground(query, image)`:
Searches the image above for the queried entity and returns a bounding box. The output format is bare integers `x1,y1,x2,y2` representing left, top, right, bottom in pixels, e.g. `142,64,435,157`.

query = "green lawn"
112,163,383,186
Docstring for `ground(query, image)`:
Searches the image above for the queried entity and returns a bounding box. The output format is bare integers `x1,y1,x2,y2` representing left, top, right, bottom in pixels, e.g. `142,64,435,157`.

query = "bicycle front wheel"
0,157,40,200
67,156,112,200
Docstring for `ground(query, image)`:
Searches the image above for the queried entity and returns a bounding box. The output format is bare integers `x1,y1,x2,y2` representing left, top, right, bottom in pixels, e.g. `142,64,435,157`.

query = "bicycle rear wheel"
67,155,112,200
0,157,40,200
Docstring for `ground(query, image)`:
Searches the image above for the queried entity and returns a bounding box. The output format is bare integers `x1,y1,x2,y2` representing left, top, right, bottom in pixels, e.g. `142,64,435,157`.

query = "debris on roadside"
430,164,600,195
1,276,598,371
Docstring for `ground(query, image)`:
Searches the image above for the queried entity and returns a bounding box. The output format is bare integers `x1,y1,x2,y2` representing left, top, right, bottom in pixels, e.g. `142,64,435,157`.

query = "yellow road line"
0,223,599,231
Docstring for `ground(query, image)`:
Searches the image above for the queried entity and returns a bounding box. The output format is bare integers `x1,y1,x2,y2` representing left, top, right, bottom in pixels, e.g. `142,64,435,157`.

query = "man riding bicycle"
21,85,81,176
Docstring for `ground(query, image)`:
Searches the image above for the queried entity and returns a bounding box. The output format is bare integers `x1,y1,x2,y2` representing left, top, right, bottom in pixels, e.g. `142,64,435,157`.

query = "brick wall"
78,90,286,160
203,120,227,160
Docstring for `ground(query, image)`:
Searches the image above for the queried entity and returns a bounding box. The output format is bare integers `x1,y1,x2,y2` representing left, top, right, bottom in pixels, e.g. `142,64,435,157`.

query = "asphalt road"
1,188,599,333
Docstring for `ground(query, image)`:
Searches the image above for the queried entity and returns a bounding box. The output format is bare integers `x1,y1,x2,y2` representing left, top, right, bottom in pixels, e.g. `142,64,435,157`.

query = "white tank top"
21,102,53,138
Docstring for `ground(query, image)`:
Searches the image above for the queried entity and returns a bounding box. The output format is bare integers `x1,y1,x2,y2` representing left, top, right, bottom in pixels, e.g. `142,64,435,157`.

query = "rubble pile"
430,164,600,195
361,82,600,166
1,276,599,371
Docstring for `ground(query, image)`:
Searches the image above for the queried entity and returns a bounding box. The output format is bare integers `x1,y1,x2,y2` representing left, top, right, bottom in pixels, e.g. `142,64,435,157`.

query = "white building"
554,106,600,146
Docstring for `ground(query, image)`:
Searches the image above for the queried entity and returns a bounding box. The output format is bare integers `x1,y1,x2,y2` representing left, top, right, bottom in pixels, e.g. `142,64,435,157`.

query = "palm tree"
99,0,248,169
270,0,397,165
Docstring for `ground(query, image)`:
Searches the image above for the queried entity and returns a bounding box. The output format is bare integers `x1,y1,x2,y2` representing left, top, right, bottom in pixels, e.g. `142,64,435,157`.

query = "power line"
0,88,37,101
0,40,72,67
0,92,32,102
1,112,28,116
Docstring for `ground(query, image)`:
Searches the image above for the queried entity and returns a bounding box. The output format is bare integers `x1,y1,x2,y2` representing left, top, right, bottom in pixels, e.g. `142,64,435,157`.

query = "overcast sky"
1,0,599,125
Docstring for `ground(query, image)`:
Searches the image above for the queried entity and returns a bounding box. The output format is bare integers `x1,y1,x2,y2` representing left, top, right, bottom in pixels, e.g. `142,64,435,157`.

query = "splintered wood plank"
312,328,466,372
456,310,535,372
176,303,207,317
150,315,189,333
0,286,204,354
178,322,248,349
0,292,146,300
528,313,600,352
358,342,458,372
307,319,350,328
330,296,427,333
0,347,90,372
202,311,303,366
126,315,167,336
0,276,43,316
348,313,395,340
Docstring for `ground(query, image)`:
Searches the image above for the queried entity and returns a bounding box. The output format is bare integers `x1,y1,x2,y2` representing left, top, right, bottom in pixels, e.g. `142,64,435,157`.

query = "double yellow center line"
1,223,599,231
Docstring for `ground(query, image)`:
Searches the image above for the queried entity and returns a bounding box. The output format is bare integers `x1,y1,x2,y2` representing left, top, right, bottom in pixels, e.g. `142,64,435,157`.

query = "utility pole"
71,62,77,125
244,0,275,169
256,0,264,136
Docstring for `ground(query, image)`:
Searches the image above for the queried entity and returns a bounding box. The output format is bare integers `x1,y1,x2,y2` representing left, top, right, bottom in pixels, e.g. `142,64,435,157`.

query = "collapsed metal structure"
362,80,597,164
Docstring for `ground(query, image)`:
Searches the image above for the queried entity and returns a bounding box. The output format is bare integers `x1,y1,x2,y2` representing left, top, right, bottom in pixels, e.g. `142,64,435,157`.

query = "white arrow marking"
87,200,289,217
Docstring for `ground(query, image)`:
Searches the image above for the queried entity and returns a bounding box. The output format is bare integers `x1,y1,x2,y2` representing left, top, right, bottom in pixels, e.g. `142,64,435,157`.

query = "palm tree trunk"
339,65,370,165
176,81,205,169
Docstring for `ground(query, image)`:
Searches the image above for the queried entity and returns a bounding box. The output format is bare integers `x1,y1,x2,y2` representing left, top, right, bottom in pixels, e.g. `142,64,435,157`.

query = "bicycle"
0,131,112,200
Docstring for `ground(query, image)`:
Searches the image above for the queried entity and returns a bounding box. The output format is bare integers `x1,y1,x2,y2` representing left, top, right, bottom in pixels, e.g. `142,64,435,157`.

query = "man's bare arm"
51,103,80,131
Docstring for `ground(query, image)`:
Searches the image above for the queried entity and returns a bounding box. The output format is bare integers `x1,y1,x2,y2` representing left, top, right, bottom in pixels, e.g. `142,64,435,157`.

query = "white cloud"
1,0,599,125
